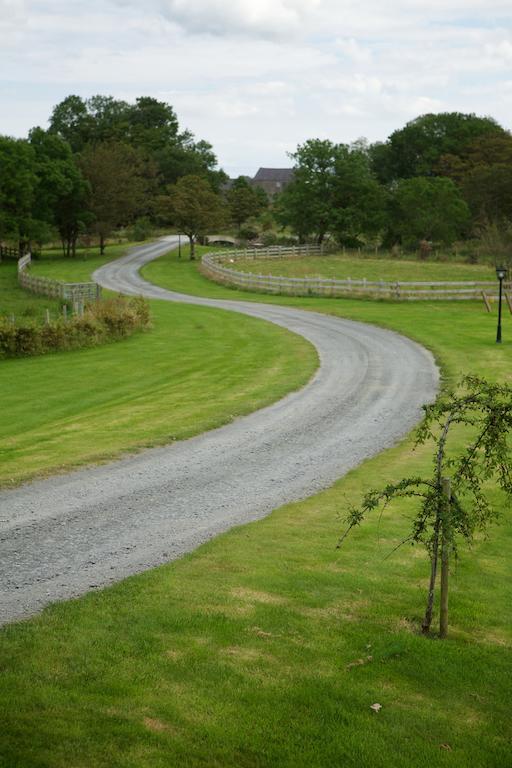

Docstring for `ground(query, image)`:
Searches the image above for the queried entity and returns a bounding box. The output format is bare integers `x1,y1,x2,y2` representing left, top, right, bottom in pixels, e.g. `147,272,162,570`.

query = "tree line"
2,104,512,260
0,94,266,257
278,112,512,257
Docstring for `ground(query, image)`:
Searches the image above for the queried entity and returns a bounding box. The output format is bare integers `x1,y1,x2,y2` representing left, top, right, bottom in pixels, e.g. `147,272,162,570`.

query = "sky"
1,0,512,176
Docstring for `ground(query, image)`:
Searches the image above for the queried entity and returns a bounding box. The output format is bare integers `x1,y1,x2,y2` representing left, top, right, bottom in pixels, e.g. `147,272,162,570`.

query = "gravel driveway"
0,238,439,625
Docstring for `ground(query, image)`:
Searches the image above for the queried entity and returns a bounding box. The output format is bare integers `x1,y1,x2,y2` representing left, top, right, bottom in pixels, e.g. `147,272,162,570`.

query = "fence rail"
200,247,509,301
17,253,101,302
0,245,22,262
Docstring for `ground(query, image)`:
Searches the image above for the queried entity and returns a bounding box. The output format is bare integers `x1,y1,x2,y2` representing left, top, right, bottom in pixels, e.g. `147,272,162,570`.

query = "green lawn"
0,248,317,486
0,262,61,321
231,253,495,282
1,245,511,767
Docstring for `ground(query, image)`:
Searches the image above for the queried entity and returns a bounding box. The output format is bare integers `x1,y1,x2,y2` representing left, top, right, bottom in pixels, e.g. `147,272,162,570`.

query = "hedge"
0,296,151,358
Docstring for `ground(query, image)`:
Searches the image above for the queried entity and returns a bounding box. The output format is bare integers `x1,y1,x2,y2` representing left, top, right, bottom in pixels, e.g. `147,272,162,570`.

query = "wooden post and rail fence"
200,246,512,303
16,253,101,309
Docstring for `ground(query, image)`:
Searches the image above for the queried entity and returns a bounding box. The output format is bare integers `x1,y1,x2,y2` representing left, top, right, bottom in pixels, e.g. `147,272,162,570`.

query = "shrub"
0,296,151,359
130,217,153,242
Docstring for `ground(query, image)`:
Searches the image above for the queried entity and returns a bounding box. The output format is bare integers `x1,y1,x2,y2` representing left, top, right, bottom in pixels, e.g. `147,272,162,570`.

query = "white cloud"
1,1,512,173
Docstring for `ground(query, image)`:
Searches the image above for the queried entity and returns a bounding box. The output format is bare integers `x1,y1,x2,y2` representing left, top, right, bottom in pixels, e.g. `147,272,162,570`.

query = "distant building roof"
253,168,294,183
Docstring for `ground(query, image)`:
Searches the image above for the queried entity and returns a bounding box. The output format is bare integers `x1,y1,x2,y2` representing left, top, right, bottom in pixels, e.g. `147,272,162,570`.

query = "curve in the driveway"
0,238,439,625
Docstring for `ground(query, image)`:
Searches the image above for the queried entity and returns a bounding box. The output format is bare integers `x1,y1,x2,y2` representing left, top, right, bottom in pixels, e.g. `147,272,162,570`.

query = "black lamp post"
178,233,182,260
496,265,507,343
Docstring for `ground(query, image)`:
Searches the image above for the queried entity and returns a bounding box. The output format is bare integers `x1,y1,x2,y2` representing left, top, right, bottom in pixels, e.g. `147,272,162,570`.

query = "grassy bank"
0,245,510,767
232,253,495,282
0,248,317,486
0,262,61,320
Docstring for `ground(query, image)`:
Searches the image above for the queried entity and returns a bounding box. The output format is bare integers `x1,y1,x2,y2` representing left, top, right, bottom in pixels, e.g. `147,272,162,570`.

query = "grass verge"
0,247,317,486
0,245,510,767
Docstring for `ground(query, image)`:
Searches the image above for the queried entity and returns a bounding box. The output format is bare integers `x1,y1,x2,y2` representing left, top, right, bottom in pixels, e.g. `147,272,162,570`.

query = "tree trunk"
189,235,195,260
421,519,440,635
100,233,105,255
422,414,452,636
439,477,452,639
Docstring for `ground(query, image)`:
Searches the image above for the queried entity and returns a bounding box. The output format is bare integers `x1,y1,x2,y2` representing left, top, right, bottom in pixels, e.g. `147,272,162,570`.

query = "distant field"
232,253,495,283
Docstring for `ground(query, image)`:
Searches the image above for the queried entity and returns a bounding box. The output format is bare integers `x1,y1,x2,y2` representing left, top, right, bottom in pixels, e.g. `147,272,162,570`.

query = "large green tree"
388,176,470,249
227,176,267,232
29,127,89,252
158,175,228,260
0,136,37,248
437,133,512,226
278,139,386,245
49,94,224,193
80,142,155,253
371,112,505,183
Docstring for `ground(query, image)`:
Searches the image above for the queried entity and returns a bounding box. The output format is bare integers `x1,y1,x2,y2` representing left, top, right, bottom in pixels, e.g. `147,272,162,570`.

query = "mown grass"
232,253,494,282
0,248,317,486
0,262,61,321
0,245,511,767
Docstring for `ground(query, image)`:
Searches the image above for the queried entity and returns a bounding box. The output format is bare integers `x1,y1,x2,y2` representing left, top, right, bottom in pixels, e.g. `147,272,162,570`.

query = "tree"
158,175,228,260
278,139,385,245
329,145,387,246
338,377,512,638
80,141,155,254
49,94,131,151
278,139,338,243
0,136,37,249
371,112,506,183
388,176,470,249
227,176,267,232
437,133,512,226
29,127,89,251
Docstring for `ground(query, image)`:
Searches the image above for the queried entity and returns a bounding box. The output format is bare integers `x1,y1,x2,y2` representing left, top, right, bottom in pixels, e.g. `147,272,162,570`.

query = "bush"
130,217,153,242
0,296,151,359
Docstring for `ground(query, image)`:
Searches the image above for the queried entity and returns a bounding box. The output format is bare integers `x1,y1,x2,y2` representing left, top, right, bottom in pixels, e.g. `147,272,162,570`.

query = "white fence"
200,247,510,301
17,254,101,302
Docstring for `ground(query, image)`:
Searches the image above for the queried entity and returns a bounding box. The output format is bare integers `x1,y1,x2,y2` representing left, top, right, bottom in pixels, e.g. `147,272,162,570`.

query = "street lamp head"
496,265,508,281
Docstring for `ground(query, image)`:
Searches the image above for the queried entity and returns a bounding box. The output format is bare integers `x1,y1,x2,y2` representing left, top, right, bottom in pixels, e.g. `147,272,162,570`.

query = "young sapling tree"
338,376,512,637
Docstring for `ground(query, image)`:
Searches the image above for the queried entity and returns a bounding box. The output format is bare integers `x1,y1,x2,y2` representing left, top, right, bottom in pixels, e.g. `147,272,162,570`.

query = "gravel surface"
0,238,439,625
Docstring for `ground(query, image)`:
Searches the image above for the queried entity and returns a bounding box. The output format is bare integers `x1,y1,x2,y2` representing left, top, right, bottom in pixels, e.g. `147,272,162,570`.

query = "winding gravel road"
0,237,439,625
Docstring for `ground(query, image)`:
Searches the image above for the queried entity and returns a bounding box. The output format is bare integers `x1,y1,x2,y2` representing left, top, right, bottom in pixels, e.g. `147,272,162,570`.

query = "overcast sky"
1,0,512,176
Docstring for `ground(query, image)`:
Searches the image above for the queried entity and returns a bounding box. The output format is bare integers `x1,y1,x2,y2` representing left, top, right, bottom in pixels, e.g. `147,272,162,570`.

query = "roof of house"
253,168,294,183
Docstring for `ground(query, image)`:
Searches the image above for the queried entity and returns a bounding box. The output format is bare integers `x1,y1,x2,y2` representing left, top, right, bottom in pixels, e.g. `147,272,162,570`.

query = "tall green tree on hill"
29,128,89,253
371,112,506,183
387,176,471,249
437,133,512,227
0,137,37,250
80,142,156,254
227,176,267,233
278,139,386,245
49,94,225,193
158,175,229,260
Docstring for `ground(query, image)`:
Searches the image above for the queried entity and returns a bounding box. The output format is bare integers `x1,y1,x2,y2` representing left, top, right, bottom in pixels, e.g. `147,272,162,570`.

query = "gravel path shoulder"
0,238,439,625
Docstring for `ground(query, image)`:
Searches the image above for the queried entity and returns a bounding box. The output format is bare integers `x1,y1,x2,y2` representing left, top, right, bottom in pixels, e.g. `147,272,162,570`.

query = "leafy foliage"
158,175,229,259
278,139,386,245
387,176,471,248
0,296,151,358
371,112,505,182
339,376,512,635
